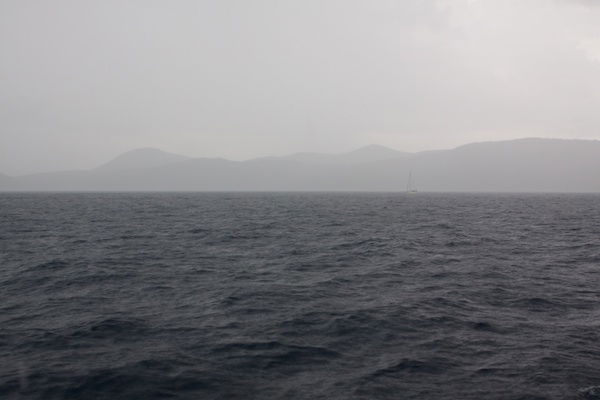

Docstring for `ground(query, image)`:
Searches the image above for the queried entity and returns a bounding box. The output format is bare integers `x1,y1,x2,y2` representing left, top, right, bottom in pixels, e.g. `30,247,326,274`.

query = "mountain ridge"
95,147,190,172
2,138,600,192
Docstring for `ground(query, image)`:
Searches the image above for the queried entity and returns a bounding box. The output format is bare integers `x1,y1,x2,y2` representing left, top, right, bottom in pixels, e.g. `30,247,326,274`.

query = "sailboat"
406,171,418,193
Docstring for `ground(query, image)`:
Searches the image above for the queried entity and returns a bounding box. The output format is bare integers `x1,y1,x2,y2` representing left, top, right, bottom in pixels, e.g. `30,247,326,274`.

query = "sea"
1,192,600,400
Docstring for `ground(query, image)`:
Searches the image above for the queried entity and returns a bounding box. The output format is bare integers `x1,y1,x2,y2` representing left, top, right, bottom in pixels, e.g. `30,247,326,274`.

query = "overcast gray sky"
2,0,600,175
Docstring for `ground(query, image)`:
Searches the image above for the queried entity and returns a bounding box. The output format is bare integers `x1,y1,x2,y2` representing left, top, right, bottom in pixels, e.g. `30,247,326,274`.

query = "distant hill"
95,148,190,171
0,173,13,187
1,139,599,192
283,144,407,165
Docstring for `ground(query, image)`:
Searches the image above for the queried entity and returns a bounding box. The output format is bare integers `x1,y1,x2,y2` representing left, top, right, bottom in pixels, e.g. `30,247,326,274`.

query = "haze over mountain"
281,145,409,165
95,148,190,172
4,1,600,176
2,138,599,192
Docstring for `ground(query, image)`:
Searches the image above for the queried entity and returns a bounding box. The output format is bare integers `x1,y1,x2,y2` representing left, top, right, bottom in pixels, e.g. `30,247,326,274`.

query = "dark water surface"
2,193,600,399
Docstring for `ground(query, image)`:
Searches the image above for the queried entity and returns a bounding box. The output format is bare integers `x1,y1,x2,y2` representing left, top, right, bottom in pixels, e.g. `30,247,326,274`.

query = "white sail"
407,171,417,193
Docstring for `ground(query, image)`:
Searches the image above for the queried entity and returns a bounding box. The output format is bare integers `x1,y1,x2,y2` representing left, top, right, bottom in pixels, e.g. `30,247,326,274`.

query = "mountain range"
2,138,600,192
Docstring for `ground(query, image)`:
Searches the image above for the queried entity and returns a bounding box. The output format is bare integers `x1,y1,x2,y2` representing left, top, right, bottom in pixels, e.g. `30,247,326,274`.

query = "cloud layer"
2,0,600,174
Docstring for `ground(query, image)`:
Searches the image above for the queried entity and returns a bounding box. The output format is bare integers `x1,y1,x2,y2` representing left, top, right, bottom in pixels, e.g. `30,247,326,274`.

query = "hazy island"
2,138,599,192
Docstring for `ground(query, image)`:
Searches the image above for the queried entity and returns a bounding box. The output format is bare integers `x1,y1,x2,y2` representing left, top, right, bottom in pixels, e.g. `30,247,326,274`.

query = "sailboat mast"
406,170,417,193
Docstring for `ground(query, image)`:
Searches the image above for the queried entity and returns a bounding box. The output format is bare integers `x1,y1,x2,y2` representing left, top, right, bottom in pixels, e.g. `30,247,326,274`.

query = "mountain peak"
340,144,404,163
349,144,400,154
353,143,396,150
95,148,189,171
283,144,404,165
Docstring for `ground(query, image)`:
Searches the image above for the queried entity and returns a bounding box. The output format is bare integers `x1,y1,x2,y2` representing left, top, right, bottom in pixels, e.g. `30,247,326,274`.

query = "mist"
2,0,600,175
5,3,600,398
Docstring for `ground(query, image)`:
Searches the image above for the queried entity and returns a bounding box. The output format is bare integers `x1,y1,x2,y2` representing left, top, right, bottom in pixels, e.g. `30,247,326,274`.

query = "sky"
2,0,600,175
